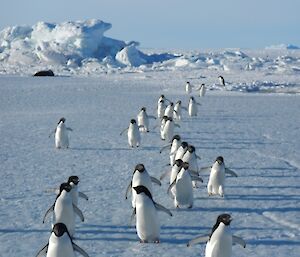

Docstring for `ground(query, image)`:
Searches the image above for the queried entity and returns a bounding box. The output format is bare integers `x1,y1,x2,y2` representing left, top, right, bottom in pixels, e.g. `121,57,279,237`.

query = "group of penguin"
38,76,246,257
121,78,246,257
36,176,89,256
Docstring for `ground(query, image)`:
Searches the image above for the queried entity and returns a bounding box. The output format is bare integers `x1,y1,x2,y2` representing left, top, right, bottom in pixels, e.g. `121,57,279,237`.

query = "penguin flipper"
199,166,212,172
73,242,90,257
225,168,238,177
197,103,202,106
167,181,176,197
125,181,132,199
189,169,199,177
79,191,89,201
175,124,180,128
187,235,209,247
182,106,188,111
159,144,171,153
196,154,201,160
43,205,54,223
148,115,157,120
159,170,171,180
35,243,48,257
232,235,246,248
120,127,128,136
67,127,73,131
73,204,84,222
154,202,173,216
130,208,136,224
150,176,162,186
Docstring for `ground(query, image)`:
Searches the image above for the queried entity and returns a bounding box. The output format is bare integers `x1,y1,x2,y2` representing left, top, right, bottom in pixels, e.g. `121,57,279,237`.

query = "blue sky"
1,0,299,49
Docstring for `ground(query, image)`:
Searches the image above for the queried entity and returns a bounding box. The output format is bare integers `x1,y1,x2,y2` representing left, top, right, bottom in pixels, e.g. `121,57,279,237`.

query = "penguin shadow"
0,228,50,234
246,239,300,246
74,224,137,242
70,147,134,152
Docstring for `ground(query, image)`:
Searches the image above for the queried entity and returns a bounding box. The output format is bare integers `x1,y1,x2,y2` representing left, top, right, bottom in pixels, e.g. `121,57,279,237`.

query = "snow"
0,69,300,257
0,18,300,257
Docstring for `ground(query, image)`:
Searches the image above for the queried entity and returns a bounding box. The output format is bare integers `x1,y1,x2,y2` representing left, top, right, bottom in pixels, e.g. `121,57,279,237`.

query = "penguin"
49,117,73,149
182,145,201,187
174,141,189,161
198,83,206,97
157,99,166,119
167,162,203,208
137,107,156,132
125,164,161,208
164,102,175,118
43,183,84,237
188,97,201,117
202,156,238,197
159,134,181,166
157,94,170,107
67,176,88,207
120,119,142,148
218,76,225,86
185,81,192,94
36,223,89,257
133,185,172,243
159,116,169,140
187,214,246,257
173,100,184,121
161,117,179,142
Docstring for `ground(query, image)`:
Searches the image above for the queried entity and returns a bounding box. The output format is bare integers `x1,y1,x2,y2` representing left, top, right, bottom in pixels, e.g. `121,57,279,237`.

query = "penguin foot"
154,239,160,244
140,240,148,243
188,205,193,209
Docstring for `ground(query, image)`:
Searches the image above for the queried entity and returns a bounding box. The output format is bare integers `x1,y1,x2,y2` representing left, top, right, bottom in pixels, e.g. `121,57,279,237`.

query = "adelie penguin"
159,134,182,166
187,214,246,257
49,117,73,149
167,162,203,208
182,145,201,187
137,107,156,132
161,117,180,142
133,185,172,243
36,223,89,257
188,97,201,117
125,164,161,208
67,176,88,207
43,183,84,237
200,156,238,197
120,119,143,148
218,75,225,86
185,81,193,94
197,83,206,97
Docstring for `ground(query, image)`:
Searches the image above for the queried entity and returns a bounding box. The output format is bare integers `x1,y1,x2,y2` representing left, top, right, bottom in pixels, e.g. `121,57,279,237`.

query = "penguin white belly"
175,173,193,207
131,175,153,208
207,167,225,196
205,226,232,257
47,234,74,257
138,114,149,132
136,196,160,242
200,87,206,97
54,198,75,236
188,104,197,116
162,123,174,142
128,126,140,147
157,105,165,119
55,127,69,148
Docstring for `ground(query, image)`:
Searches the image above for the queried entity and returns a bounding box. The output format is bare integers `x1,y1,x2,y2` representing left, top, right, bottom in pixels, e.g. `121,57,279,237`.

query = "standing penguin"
173,100,185,121
198,83,206,97
125,164,161,208
133,185,172,243
202,156,238,197
218,76,225,86
161,117,180,142
157,99,166,119
120,119,142,148
137,107,156,132
36,223,89,257
182,145,201,187
67,176,88,207
50,118,73,149
187,214,246,257
160,134,182,166
43,183,84,237
174,141,189,161
167,162,203,208
188,97,201,117
164,102,175,118
185,81,192,94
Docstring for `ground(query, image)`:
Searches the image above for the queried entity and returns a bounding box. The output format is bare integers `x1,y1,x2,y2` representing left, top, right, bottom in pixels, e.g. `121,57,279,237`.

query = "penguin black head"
68,176,79,185
59,183,72,193
168,117,173,122
172,135,181,141
130,119,136,124
216,156,224,165
182,162,189,170
52,223,70,238
162,116,168,121
170,102,174,106
174,159,183,167
134,164,145,173
58,117,66,124
159,99,165,104
181,141,188,149
187,145,195,153
141,107,146,112
186,81,190,84
190,96,194,101
133,185,153,200
177,100,182,104
210,213,232,239
160,94,165,98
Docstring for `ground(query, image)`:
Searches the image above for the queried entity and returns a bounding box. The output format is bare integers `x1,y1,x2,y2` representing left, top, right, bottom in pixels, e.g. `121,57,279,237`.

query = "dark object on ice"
33,70,55,77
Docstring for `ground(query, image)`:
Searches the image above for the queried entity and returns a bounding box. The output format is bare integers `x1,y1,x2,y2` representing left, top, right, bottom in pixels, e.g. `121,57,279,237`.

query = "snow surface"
0,70,299,256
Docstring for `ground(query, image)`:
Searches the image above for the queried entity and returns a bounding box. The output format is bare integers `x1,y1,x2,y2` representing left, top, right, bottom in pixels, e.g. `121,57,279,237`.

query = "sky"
1,0,299,50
